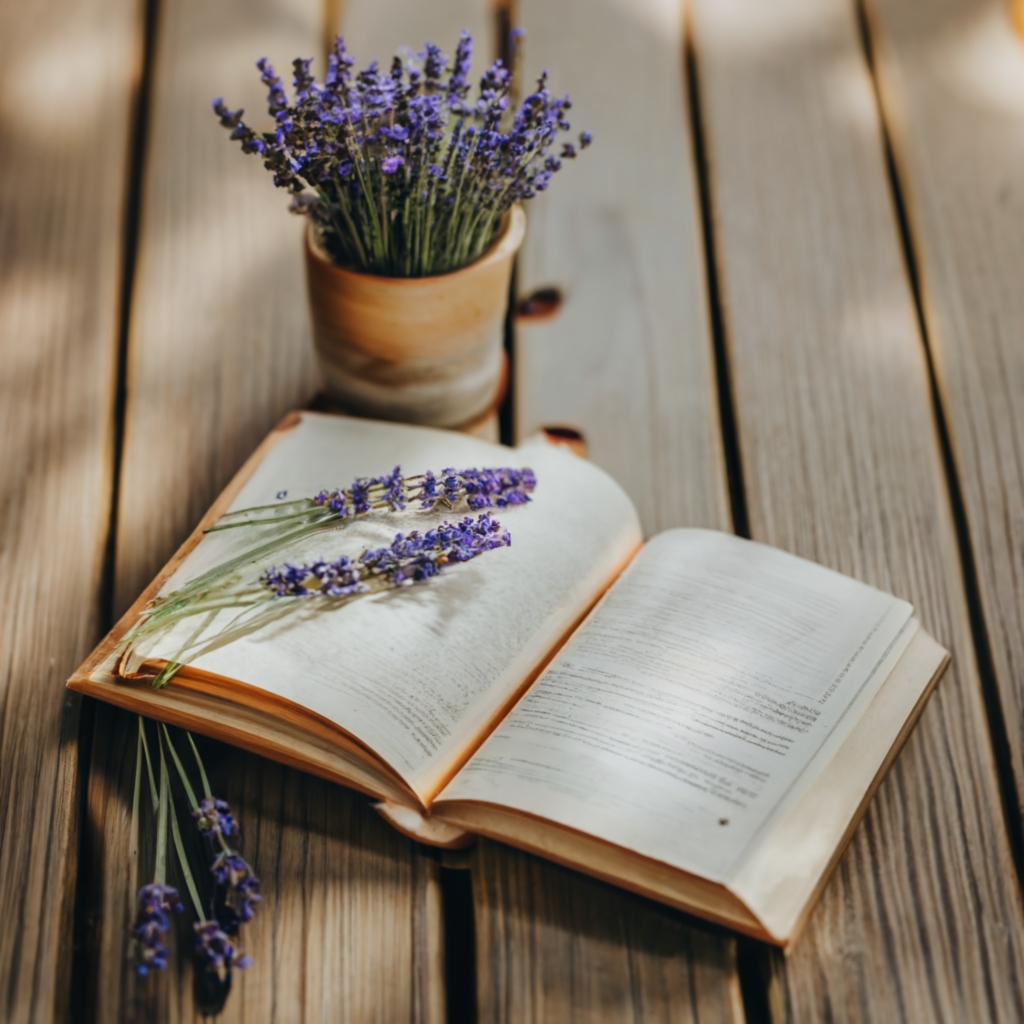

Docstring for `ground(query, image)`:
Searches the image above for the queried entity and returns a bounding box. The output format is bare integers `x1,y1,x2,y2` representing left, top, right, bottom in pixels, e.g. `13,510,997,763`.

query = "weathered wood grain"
865,0,1024,831
338,0,491,65
336,3,741,1021
514,0,730,538
472,841,744,1024
690,0,1024,1019
0,0,139,1017
112,0,321,615
82,0,445,1018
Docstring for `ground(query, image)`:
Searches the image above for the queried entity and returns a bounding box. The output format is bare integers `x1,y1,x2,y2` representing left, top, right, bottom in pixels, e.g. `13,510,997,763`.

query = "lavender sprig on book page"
121,514,513,688
162,464,534,609
209,465,535,529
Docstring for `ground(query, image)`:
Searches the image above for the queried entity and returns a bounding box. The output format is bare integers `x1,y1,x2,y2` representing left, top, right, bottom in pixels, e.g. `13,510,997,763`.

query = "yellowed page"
434,530,914,883
135,413,643,802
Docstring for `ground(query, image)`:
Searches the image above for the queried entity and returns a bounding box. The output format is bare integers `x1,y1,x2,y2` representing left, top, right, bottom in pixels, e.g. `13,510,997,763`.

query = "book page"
435,529,914,883
137,413,643,802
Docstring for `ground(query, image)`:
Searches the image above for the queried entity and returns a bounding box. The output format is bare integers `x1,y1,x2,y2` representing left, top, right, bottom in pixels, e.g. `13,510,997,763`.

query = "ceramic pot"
305,205,526,428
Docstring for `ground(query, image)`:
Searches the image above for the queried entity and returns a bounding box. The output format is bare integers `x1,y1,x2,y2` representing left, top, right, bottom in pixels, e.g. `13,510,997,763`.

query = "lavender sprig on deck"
124,512,514,689
211,32,590,276
193,796,263,951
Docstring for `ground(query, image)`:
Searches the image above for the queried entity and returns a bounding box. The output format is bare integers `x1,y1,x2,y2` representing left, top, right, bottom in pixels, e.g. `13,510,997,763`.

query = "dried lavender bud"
192,796,240,841
194,921,252,973
262,513,511,597
211,851,264,927
133,883,183,975
307,464,535,521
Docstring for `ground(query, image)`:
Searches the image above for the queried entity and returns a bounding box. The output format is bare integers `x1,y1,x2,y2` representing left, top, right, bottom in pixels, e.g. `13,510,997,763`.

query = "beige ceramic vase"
305,205,526,428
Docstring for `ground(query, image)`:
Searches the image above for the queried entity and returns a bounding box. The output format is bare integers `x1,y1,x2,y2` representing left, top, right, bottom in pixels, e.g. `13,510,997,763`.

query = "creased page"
435,529,913,883
137,413,643,802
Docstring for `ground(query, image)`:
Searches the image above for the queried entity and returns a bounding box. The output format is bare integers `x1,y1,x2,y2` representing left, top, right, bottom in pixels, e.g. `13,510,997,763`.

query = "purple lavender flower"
190,795,262,967
447,31,474,114
192,796,240,841
247,464,534,532
350,477,373,514
377,466,406,511
422,42,447,82
212,33,589,276
314,487,349,516
459,466,536,509
195,920,252,973
133,883,183,975
441,469,462,506
211,851,264,926
414,470,439,509
311,554,366,596
263,513,511,598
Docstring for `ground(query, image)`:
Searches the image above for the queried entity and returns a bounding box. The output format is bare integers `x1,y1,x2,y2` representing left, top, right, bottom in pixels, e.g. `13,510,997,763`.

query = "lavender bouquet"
212,32,589,276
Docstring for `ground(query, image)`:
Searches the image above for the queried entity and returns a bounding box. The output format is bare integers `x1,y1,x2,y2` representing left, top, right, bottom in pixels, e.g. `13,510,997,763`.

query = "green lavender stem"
155,736,169,885
169,798,205,920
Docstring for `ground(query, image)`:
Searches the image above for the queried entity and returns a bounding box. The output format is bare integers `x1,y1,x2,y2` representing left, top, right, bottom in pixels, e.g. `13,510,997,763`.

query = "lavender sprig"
130,719,264,993
132,720,183,976
128,512,512,690
124,464,533,630
164,728,261,974
210,464,535,533
263,512,511,597
212,32,590,277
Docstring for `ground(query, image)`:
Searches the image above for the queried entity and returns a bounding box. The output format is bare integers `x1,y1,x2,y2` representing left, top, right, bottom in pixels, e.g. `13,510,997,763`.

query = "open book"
69,412,949,948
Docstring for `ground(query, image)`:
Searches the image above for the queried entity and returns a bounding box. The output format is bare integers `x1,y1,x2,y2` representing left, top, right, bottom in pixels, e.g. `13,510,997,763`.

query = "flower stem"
155,733,169,885
169,793,206,920
132,721,143,855
187,732,213,801
139,718,159,809
161,724,199,809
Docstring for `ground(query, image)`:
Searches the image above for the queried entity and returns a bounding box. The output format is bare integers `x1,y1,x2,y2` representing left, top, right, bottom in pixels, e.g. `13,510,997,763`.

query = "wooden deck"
3,0,1024,1019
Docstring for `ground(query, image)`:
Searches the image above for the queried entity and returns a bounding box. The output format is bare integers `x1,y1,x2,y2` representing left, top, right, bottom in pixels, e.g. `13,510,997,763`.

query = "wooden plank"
689,0,1024,1019
339,0,491,65
0,0,139,1017
335,3,742,1021
82,0,445,1018
473,842,744,1024
111,0,321,614
865,0,1024,833
515,0,730,537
